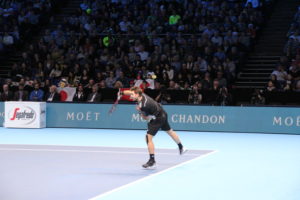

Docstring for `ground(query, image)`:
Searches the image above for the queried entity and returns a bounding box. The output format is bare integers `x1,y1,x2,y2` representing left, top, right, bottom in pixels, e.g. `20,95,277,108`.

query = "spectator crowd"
264,5,300,97
0,0,268,105
0,0,56,54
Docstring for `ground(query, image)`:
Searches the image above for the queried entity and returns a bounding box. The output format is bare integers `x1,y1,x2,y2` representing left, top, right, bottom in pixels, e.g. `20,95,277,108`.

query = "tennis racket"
108,90,122,114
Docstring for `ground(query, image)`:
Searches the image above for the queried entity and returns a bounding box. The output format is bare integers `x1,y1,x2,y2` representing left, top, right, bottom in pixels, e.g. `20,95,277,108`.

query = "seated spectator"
13,84,28,101
45,85,60,102
29,83,44,101
138,45,149,61
195,56,208,74
49,63,62,83
288,61,300,80
84,79,95,94
80,69,90,87
223,58,236,83
250,89,266,105
116,71,130,88
202,72,213,90
0,84,14,101
24,80,34,94
206,79,221,105
114,81,123,89
2,32,14,47
294,80,300,92
162,64,174,81
271,65,288,87
270,74,281,89
73,85,87,102
216,71,227,88
86,84,101,102
266,81,277,92
155,89,172,104
105,71,117,88
283,75,293,91
217,87,233,106
168,80,177,90
188,85,202,104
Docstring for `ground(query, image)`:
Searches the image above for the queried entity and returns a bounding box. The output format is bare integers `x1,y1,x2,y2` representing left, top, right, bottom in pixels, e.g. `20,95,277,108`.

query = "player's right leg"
142,134,156,169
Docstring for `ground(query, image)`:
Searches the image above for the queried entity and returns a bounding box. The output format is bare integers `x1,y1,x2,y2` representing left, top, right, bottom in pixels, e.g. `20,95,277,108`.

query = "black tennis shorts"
147,111,171,136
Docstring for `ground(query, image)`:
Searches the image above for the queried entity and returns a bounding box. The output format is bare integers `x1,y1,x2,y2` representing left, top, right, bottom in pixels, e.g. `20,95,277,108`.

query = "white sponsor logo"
131,114,147,122
8,106,36,125
131,113,225,124
66,112,100,121
273,116,300,126
171,114,225,124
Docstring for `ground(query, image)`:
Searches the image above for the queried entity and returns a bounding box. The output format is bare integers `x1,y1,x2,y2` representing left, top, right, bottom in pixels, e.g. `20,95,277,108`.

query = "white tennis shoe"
179,147,188,155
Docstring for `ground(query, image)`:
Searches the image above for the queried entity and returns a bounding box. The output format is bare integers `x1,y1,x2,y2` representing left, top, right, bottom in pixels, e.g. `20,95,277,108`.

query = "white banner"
4,101,46,128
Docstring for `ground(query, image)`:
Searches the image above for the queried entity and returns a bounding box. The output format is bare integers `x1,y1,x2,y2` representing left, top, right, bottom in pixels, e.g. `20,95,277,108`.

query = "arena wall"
0,102,299,134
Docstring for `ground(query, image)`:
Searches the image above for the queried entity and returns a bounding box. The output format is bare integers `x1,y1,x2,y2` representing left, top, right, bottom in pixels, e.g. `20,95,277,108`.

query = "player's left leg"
166,129,181,144
161,112,187,155
165,129,187,155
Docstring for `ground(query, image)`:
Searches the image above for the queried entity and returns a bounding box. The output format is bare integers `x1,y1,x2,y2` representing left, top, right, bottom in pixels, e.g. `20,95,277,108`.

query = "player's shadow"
79,168,158,176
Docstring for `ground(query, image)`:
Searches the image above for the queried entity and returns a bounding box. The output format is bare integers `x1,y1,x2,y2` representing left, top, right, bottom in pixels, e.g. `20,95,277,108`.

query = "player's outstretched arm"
120,89,134,96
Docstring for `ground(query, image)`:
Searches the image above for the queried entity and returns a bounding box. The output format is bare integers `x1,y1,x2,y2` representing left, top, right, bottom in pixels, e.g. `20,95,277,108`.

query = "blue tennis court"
0,127,299,200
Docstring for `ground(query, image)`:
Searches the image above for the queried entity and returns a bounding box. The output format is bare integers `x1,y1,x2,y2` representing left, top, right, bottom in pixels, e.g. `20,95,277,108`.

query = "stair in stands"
236,55,280,88
235,0,300,89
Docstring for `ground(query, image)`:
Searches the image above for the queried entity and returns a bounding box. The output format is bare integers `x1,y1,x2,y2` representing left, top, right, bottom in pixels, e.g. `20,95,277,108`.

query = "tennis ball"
152,75,157,79
86,8,92,14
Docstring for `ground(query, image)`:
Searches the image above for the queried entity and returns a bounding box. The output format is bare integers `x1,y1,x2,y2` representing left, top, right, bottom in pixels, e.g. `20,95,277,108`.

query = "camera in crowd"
250,89,265,105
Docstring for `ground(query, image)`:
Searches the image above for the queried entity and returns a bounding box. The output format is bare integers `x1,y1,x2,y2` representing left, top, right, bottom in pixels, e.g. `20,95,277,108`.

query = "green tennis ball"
86,8,92,14
103,36,109,47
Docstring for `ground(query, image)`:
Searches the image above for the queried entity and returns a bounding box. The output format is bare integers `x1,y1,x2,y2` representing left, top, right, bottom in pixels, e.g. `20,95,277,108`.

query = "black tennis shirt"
138,94,163,117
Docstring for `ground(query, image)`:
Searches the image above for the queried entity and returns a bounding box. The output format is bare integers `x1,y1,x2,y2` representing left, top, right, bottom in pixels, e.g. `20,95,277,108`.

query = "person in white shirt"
271,65,288,82
119,16,131,32
45,85,60,102
211,31,223,46
138,45,149,61
3,32,14,46
86,84,101,102
73,85,87,102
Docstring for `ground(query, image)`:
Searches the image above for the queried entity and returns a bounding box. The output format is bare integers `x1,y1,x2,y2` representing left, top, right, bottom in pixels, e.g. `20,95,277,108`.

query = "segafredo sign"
4,102,46,128
8,106,36,124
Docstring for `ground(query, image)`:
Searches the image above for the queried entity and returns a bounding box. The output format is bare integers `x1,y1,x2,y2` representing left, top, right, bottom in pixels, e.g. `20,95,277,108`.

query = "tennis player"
120,86,187,169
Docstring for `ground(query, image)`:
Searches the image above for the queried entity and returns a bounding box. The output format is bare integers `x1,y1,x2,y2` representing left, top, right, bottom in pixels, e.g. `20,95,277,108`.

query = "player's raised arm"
119,89,134,96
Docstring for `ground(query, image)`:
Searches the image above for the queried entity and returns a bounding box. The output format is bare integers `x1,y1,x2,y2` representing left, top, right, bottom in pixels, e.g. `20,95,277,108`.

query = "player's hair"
130,86,143,96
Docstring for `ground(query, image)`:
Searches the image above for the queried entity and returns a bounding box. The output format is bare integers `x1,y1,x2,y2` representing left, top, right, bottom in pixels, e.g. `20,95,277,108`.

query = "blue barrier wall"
0,102,3,126
0,102,299,134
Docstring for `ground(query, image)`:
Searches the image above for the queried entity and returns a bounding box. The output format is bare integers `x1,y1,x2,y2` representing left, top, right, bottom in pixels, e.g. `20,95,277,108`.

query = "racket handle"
117,88,123,100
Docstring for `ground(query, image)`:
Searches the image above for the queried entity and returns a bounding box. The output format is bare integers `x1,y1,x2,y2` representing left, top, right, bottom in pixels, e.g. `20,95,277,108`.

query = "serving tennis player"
120,86,187,169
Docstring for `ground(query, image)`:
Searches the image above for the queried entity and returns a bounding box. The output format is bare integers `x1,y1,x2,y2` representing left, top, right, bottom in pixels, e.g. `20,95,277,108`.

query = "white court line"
0,148,203,156
0,143,207,151
89,150,218,200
